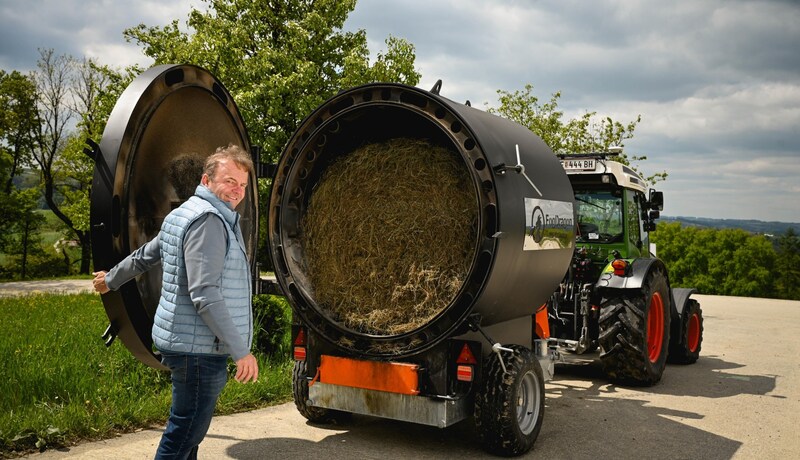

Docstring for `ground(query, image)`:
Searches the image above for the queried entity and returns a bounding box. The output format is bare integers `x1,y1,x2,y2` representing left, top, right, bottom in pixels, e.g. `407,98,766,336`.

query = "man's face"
202,160,249,209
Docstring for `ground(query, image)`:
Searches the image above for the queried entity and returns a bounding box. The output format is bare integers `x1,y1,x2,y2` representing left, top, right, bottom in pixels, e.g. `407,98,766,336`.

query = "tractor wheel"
668,299,703,364
475,345,544,456
292,360,336,423
598,268,671,386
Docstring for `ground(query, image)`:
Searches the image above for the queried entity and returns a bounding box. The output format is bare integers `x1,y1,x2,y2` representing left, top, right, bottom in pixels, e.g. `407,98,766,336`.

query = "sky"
1,0,799,223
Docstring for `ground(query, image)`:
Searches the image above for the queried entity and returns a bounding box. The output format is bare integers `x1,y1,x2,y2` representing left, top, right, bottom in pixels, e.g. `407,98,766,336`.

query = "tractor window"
574,190,623,243
627,192,642,248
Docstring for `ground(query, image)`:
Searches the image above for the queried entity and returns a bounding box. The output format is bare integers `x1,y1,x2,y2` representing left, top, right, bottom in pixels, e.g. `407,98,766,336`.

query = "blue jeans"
155,352,228,460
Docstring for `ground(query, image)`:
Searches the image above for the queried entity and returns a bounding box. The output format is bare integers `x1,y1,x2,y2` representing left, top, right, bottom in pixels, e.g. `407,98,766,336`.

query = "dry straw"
301,138,478,335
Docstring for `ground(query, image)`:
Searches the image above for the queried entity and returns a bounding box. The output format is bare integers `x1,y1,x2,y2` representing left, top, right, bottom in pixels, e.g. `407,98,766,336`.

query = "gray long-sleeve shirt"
105,213,250,360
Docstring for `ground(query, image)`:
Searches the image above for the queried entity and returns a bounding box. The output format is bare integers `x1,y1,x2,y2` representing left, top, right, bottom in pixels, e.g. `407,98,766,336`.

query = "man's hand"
92,271,110,294
234,353,259,383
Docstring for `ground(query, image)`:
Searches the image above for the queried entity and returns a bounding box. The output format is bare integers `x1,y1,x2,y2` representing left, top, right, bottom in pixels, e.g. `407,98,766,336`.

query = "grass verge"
0,293,292,457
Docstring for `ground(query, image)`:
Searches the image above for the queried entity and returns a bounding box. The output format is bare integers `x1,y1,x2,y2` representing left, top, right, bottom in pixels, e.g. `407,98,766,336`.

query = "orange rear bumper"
318,355,420,395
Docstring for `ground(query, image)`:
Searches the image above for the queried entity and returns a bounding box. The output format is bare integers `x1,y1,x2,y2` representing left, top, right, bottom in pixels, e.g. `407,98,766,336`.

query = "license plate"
561,159,596,171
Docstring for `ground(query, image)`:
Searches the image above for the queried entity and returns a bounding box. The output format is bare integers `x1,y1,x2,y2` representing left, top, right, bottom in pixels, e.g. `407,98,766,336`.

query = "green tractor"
546,152,703,385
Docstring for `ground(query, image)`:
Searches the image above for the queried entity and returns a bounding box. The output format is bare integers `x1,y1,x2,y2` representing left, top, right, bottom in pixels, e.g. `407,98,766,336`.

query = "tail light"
293,327,307,361
611,259,629,277
456,343,477,382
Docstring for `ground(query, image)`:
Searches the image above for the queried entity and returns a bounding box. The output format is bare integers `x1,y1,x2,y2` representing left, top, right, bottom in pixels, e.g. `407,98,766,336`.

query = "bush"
0,252,68,280
252,294,291,357
25,252,72,278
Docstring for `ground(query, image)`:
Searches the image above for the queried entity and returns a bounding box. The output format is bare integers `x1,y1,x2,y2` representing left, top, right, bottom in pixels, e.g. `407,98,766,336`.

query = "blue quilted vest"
152,185,252,356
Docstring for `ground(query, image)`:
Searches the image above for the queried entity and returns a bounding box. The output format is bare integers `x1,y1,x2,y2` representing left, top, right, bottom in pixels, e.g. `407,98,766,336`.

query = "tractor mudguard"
671,287,697,318
595,257,667,291
597,258,684,322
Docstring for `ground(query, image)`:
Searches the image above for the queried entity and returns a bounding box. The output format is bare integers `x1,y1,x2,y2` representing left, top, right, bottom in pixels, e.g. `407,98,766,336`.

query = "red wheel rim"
647,292,665,363
687,312,700,352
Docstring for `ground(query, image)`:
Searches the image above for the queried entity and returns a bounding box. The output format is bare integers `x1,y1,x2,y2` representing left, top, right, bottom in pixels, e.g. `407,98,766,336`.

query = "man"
93,144,259,460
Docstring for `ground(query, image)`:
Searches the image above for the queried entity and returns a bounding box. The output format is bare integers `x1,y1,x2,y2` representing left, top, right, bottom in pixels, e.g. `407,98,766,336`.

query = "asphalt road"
23,294,800,459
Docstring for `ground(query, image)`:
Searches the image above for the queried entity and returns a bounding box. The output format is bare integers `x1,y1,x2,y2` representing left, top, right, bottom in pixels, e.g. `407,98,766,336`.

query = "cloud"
0,0,202,71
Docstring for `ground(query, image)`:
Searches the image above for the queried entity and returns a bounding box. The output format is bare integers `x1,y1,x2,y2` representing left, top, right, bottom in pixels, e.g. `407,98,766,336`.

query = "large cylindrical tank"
269,82,575,359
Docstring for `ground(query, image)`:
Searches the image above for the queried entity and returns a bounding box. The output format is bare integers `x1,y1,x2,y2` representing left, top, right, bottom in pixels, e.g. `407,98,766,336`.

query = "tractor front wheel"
668,299,704,364
598,268,671,385
475,345,545,456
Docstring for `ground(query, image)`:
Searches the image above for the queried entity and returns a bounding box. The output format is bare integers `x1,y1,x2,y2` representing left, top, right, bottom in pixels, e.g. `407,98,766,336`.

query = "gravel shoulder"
0,279,94,297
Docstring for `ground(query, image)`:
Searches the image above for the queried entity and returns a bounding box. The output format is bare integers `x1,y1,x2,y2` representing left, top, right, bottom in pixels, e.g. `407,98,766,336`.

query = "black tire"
599,268,671,386
292,360,336,423
668,299,703,364
475,345,545,457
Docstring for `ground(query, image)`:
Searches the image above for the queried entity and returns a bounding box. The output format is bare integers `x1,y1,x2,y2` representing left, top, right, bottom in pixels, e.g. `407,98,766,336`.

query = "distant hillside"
661,216,798,236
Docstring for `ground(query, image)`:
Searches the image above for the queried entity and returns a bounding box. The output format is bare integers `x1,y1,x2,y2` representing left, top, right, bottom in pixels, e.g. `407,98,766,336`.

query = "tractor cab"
558,153,663,263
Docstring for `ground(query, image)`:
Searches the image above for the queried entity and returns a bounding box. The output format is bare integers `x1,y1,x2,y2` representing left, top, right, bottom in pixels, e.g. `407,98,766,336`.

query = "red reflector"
294,328,306,346
456,343,477,364
457,365,474,382
293,346,306,361
611,259,628,276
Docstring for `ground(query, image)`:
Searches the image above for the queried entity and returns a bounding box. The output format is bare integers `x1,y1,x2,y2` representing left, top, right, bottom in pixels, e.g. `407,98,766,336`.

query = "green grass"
0,293,292,456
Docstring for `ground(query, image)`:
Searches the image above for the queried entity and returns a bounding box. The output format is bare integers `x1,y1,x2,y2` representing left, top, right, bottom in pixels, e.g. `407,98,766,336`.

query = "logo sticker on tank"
524,199,575,250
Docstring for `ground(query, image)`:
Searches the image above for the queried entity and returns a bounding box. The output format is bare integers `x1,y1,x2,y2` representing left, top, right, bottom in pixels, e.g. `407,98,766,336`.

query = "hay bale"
301,138,478,335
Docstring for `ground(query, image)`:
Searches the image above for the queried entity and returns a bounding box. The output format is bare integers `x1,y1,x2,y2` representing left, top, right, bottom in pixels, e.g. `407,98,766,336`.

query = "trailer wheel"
668,299,703,364
475,345,544,456
599,268,671,385
292,360,336,423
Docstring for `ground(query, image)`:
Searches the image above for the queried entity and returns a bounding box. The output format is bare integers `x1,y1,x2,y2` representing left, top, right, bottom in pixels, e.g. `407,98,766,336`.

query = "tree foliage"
0,70,38,193
774,228,800,300
652,222,799,300
489,83,666,184
56,58,112,236
25,50,112,275
0,70,39,253
123,0,420,163
2,189,46,279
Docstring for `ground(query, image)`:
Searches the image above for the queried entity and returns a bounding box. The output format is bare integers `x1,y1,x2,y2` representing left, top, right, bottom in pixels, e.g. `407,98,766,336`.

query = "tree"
27,49,110,275
0,70,39,193
57,58,112,273
338,35,420,89
723,229,775,298
4,189,46,279
0,70,40,253
124,0,420,163
774,228,800,300
488,83,666,184
29,49,73,247
651,223,786,299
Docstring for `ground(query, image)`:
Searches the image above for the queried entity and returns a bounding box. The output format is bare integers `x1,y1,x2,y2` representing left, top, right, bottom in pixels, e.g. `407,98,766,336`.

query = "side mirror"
649,210,660,221
644,221,657,232
649,189,664,211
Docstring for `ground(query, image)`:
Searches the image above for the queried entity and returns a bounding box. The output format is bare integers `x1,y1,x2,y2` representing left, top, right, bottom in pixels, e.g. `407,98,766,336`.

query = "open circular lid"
90,64,256,368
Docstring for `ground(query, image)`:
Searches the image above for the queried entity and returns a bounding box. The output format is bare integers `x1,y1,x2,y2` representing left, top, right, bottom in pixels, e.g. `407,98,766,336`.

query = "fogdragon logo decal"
524,198,575,250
